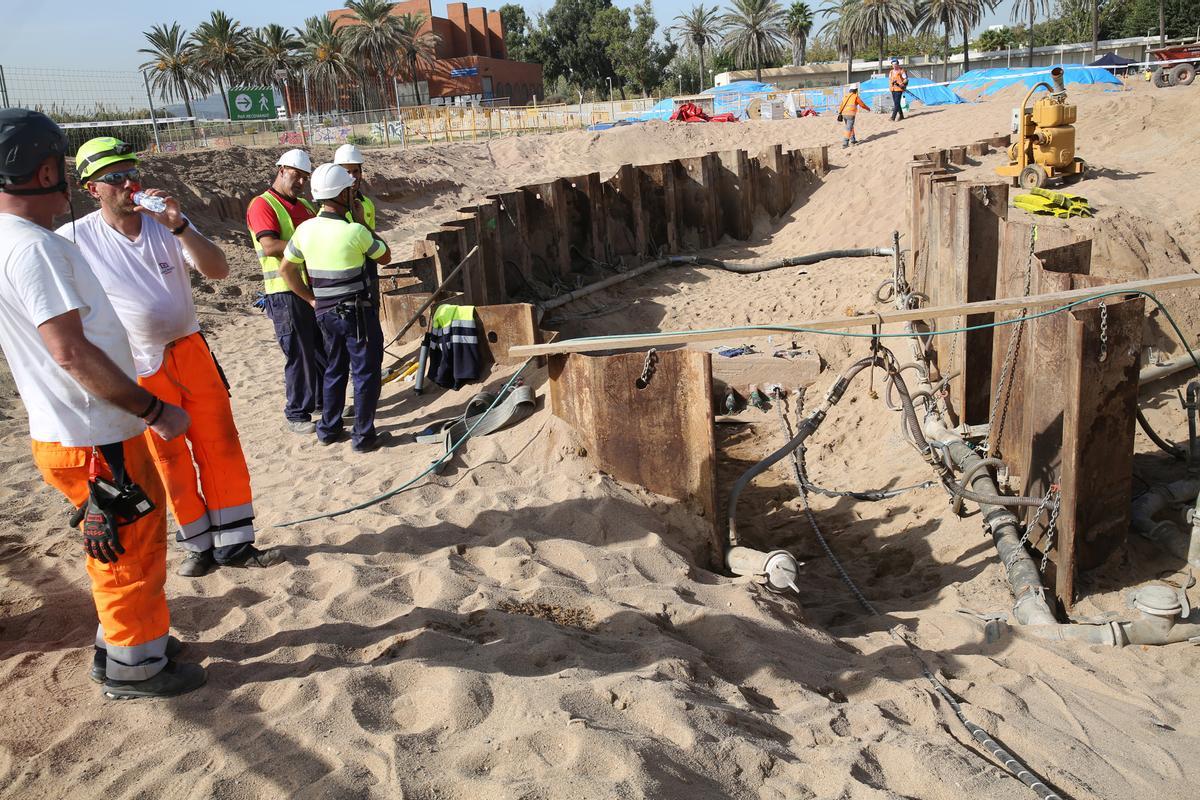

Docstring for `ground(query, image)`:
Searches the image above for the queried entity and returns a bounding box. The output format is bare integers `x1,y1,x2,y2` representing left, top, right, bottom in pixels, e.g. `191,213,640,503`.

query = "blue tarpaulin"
858,74,966,106
952,65,1122,95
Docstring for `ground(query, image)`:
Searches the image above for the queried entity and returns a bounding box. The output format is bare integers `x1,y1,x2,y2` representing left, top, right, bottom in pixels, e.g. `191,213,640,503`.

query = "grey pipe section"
1018,616,1200,647
1138,347,1200,386
1131,479,1200,568
541,248,894,311
951,458,1007,516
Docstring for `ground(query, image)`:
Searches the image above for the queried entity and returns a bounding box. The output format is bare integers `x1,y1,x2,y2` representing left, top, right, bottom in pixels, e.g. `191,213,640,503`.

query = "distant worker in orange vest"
837,84,870,148
889,58,909,121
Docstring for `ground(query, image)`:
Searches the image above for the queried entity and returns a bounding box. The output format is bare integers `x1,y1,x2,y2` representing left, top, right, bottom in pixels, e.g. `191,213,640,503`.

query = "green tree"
596,1,677,96
721,0,790,81
786,2,816,64
670,4,725,92
916,0,973,80
844,0,916,70
498,4,534,61
139,22,209,120
191,11,250,118
396,13,441,105
820,0,864,83
959,0,999,73
1010,0,1053,66
528,0,621,91
299,15,354,109
343,0,407,108
975,24,1021,49
246,23,303,113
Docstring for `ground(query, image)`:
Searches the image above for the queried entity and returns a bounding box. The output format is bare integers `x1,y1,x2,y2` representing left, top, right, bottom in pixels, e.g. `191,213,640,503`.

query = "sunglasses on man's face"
91,168,140,186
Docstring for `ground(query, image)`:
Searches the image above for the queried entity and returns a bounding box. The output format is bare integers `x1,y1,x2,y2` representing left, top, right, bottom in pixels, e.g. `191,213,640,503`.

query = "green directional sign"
228,88,276,120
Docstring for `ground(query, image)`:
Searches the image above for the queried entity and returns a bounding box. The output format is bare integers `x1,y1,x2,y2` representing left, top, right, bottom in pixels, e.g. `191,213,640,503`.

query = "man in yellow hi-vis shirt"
282,164,392,453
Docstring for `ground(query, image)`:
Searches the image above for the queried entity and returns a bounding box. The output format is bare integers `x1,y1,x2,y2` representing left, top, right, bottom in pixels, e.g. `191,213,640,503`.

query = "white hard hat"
334,143,365,166
310,163,356,200
276,148,312,173
849,82,860,91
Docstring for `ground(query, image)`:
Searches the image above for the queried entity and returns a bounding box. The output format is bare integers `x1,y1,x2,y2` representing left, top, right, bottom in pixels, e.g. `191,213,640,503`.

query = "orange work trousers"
32,436,170,680
139,332,255,553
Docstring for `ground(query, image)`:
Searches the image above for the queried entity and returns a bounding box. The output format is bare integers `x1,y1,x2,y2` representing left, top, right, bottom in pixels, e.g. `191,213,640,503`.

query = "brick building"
328,1,545,107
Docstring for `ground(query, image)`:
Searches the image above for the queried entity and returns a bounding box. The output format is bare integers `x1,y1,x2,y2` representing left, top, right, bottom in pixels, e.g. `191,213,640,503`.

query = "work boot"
217,544,285,569
92,636,184,684
103,660,206,700
352,431,391,454
842,141,849,149
317,430,345,446
286,419,316,434
178,549,216,577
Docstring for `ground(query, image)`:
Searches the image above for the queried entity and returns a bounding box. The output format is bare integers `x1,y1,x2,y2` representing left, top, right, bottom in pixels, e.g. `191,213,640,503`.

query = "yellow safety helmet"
75,136,138,183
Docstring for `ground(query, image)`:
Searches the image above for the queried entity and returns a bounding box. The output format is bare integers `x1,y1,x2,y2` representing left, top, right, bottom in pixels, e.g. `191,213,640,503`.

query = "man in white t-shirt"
0,109,204,699
61,136,283,578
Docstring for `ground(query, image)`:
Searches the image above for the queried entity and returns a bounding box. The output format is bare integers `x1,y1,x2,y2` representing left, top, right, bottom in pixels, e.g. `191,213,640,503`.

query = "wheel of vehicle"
1153,67,1173,88
1019,164,1048,190
1173,63,1196,86
1060,160,1087,186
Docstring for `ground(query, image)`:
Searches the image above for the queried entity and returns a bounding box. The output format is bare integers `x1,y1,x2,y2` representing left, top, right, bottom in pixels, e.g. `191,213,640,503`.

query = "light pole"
606,76,614,120
678,74,682,97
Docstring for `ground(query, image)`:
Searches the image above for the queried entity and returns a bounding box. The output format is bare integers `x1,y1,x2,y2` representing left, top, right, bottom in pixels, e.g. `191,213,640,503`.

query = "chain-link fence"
3,63,662,156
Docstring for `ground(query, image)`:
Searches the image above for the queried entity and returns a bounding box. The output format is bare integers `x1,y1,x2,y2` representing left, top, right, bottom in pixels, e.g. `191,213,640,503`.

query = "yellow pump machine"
995,67,1087,190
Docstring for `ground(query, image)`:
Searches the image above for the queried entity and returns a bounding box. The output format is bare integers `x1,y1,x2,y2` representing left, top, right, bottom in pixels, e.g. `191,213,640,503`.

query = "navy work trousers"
265,292,326,422
317,306,383,447
890,90,905,121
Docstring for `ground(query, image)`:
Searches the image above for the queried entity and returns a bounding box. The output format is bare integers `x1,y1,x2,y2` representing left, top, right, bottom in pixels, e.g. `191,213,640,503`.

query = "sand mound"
4,85,1200,799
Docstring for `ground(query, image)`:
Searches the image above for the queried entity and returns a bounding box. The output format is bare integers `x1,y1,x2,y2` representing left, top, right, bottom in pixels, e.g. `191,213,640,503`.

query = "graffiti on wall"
309,125,352,144
368,121,405,143
277,131,305,145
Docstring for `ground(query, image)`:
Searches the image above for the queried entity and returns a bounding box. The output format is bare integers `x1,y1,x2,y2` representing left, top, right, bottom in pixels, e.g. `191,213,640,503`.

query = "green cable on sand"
273,359,534,527
276,288,1197,526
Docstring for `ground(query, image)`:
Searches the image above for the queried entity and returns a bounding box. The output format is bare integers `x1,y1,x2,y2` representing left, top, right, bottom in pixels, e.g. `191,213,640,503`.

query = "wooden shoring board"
508,272,1200,358
427,226,468,294
473,200,503,304
675,154,721,250
911,170,956,299
474,303,542,365
566,173,608,265
548,348,721,566
602,164,645,259
927,180,961,391
380,290,437,347
755,144,791,218
1053,297,1144,607
523,181,572,278
954,182,1008,425
991,223,1093,473
495,190,533,289
717,149,754,241
637,163,680,255
798,145,829,177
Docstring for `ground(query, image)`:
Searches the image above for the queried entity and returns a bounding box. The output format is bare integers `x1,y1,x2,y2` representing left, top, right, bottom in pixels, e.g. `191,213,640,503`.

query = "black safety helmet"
0,108,69,195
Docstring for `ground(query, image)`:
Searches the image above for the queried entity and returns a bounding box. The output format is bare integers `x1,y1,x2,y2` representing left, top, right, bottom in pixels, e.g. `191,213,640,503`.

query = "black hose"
951,457,1008,515
676,247,892,274
1136,409,1186,461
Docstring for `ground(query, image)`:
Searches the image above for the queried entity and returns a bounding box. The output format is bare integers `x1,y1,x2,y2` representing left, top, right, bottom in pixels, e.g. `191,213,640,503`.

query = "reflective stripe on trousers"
139,332,256,552
31,436,170,682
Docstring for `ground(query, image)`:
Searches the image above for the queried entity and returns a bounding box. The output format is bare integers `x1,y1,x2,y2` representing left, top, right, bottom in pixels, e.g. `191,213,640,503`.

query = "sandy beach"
2,80,1199,799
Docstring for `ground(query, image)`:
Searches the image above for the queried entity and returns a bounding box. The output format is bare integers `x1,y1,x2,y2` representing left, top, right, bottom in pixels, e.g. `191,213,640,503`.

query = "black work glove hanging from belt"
68,444,155,564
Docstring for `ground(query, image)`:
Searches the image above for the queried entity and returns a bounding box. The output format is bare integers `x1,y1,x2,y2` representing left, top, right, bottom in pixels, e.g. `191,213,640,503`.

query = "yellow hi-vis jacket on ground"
249,191,316,295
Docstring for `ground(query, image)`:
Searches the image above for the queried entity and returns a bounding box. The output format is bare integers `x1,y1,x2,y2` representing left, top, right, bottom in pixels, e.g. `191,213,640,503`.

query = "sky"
2,0,1014,74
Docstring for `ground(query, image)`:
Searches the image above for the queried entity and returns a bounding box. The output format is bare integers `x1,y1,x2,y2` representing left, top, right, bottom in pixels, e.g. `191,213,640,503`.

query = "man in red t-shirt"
245,149,326,433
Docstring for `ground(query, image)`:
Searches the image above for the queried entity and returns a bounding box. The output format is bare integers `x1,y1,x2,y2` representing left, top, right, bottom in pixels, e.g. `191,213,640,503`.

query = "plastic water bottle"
132,191,167,213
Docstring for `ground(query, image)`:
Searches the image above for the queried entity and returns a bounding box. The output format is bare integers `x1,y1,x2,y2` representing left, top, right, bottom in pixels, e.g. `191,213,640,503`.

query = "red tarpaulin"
669,102,738,123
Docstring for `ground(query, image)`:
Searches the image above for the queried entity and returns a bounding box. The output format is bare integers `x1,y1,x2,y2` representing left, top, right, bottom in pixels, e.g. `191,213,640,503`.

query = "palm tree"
721,0,790,82
1011,0,1052,67
961,0,997,74
845,0,915,70
300,15,354,111
246,24,304,115
343,0,407,110
916,0,972,81
820,0,862,84
670,5,725,92
191,11,250,118
139,23,209,120
395,13,441,105
786,2,815,65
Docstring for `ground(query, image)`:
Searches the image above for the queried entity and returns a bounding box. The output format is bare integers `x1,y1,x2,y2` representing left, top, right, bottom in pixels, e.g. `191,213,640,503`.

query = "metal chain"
635,347,658,389
1018,483,1055,549
1098,301,1109,363
1039,487,1062,574
982,227,1038,456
